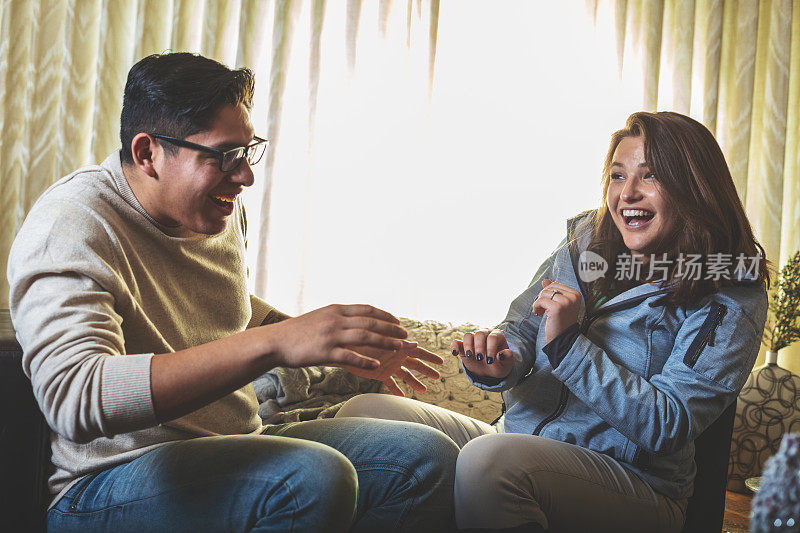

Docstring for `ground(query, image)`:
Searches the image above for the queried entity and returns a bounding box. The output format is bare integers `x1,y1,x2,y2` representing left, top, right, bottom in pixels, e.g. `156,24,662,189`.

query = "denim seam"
350,461,420,529
50,472,301,522
65,473,97,511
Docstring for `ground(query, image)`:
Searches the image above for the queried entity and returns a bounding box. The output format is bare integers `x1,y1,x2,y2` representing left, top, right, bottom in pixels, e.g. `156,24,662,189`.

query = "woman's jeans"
47,417,459,532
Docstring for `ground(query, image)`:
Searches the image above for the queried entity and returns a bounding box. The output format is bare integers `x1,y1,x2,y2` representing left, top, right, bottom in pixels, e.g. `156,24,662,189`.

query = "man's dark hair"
120,52,255,165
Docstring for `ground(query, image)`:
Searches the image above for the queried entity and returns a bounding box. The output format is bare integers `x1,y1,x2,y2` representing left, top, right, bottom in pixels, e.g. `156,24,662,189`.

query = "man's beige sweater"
7,152,272,507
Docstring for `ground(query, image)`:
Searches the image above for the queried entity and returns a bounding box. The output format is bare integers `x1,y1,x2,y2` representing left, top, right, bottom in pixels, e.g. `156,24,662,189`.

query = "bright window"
244,1,646,326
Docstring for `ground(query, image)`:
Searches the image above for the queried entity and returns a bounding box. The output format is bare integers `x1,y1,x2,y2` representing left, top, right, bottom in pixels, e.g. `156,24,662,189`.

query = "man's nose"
230,159,255,187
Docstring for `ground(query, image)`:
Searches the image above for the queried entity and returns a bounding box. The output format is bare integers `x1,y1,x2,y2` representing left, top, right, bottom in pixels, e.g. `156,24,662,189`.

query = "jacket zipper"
531,288,671,437
686,304,727,367
491,400,507,426
532,383,569,435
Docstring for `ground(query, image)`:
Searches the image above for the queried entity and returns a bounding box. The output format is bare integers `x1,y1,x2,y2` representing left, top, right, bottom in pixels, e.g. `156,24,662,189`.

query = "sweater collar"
103,150,198,238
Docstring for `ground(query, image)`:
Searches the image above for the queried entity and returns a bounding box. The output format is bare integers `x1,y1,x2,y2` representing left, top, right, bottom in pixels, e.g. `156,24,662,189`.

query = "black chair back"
1,309,50,533
681,402,737,533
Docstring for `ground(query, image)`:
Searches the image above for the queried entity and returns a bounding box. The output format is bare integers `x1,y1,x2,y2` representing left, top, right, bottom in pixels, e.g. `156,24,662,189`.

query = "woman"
336,111,769,532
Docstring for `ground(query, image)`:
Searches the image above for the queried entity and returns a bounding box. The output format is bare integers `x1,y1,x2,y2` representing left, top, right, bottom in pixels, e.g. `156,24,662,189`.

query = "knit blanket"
253,366,382,424
253,318,503,425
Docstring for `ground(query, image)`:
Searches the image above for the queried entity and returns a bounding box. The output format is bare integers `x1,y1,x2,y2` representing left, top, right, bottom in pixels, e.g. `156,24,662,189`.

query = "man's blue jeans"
47,417,458,532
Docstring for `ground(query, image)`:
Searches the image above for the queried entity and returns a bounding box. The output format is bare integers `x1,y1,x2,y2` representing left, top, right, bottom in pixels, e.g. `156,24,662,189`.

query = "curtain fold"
203,0,240,66
253,0,296,298
93,0,136,163
172,0,205,52
427,0,438,95
781,0,800,268
1,0,35,304
689,0,723,130
718,0,759,198
746,0,793,267
345,0,362,72
658,0,694,113
25,0,67,216
136,0,173,60
236,0,272,69
58,0,102,179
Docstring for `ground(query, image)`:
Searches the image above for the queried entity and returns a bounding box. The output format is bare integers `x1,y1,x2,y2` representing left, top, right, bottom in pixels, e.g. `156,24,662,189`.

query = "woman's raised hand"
451,329,515,379
532,278,582,343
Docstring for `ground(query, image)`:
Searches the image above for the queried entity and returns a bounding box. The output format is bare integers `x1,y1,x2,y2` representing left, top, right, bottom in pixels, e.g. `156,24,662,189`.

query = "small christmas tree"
751,433,800,532
763,251,800,353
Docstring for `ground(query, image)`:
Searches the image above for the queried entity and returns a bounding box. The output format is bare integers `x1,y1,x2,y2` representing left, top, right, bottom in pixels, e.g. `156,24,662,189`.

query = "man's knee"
345,419,458,532
209,436,359,527
282,440,358,501
405,420,460,472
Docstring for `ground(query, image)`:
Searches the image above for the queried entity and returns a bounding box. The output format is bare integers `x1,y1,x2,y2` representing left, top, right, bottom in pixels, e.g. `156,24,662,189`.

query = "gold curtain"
0,0,440,308
591,0,800,369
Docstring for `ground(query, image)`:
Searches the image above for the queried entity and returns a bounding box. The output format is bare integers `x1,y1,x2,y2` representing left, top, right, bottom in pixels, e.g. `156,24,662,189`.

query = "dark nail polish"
498,353,505,361
476,353,483,361
486,356,494,364
452,349,458,356
466,350,473,357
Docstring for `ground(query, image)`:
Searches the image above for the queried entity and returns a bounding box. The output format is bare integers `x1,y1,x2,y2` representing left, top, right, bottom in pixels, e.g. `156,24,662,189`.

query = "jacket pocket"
683,303,728,369
66,473,98,512
623,440,652,472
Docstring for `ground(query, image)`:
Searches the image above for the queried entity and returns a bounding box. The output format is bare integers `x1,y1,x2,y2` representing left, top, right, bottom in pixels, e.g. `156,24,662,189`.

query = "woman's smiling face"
606,136,675,260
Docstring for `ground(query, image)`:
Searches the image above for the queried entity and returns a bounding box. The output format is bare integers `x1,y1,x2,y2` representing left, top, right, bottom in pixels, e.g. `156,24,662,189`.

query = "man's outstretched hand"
342,340,443,396
266,304,407,370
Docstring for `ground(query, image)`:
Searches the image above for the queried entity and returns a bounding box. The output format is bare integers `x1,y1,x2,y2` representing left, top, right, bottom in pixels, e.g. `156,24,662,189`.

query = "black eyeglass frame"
150,133,268,172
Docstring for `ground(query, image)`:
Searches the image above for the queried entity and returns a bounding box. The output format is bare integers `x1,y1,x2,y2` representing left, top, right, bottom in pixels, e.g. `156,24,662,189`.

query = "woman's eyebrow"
610,162,651,168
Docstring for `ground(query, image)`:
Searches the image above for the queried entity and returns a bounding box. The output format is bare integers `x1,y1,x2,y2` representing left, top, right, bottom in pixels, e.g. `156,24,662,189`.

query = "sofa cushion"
389,319,503,424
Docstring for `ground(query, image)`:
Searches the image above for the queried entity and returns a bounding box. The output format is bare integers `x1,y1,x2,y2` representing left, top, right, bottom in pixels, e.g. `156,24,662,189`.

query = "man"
8,52,458,532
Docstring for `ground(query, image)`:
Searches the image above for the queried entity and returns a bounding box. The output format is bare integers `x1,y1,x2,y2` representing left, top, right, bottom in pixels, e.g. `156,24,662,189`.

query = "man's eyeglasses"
151,134,269,172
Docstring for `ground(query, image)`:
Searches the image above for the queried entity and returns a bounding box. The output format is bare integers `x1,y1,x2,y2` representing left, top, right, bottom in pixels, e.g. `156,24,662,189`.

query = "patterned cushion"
382,319,503,424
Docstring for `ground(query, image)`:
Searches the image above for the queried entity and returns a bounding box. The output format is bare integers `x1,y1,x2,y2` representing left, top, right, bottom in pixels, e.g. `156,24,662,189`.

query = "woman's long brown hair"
586,111,770,308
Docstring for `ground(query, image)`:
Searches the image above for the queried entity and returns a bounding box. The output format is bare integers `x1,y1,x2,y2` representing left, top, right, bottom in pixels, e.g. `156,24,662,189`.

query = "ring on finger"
550,289,560,300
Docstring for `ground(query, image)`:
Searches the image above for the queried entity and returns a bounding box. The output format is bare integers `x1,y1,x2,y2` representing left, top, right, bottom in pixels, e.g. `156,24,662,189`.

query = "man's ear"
130,133,159,178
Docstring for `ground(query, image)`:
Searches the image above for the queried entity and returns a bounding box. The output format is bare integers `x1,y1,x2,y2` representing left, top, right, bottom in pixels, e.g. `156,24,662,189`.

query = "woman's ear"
130,133,158,178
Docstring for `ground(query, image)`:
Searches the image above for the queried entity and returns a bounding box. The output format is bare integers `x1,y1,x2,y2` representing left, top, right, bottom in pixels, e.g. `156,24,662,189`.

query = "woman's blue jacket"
467,211,768,500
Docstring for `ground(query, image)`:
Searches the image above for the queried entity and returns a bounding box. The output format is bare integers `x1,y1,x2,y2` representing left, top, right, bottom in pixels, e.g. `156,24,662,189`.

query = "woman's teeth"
622,208,654,226
622,209,652,217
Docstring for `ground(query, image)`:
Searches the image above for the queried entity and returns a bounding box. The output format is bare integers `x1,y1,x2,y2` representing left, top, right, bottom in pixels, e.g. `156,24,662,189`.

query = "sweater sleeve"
8,201,157,443
248,294,276,328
